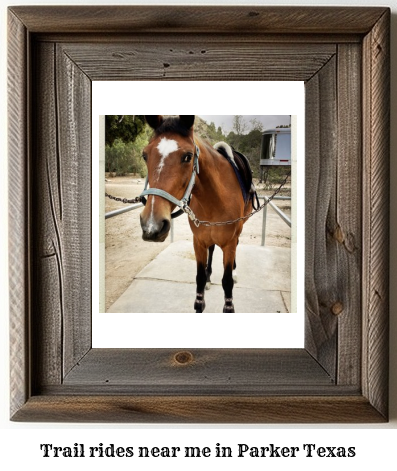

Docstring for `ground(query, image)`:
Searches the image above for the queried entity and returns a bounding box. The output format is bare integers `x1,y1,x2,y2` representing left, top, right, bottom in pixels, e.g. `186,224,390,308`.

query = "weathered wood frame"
8,6,390,423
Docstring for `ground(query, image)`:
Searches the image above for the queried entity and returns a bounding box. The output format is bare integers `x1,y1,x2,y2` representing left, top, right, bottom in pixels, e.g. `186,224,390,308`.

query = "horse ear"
145,116,164,130
179,115,195,130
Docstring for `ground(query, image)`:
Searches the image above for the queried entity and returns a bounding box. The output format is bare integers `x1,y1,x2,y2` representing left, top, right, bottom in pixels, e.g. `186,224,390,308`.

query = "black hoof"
195,302,205,313
194,294,205,313
223,298,234,313
223,305,235,313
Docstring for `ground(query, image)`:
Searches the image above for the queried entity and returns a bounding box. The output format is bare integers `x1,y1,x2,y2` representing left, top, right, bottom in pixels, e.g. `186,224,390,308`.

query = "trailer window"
261,134,276,160
274,133,291,160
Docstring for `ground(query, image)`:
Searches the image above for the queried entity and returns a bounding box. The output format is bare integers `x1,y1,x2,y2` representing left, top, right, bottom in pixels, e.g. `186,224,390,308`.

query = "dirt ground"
105,175,291,310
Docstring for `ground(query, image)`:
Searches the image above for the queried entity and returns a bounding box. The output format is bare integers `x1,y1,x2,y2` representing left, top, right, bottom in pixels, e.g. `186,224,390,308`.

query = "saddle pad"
214,142,253,203
232,148,253,196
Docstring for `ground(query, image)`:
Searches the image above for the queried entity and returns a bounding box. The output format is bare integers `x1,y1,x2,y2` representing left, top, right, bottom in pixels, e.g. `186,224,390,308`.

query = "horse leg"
232,258,238,283
193,238,208,313
222,243,237,313
205,244,215,290
232,239,239,283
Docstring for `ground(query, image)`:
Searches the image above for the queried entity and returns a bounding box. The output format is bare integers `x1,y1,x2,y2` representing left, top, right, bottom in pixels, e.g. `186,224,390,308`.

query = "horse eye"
142,153,148,162
182,153,193,163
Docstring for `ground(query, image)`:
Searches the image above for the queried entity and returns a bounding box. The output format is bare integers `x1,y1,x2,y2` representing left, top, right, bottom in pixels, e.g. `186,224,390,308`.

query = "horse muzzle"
140,216,171,242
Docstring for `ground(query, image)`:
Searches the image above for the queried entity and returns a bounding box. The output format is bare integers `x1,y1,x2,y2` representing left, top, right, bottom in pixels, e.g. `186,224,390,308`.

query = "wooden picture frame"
8,6,390,423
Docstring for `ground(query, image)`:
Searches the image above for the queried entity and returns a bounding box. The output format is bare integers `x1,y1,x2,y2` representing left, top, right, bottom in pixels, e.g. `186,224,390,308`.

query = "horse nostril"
159,219,171,237
141,216,170,242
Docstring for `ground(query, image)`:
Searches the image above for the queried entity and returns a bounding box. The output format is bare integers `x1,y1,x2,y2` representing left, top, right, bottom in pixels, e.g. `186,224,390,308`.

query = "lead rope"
183,171,290,228
104,193,142,204
105,171,290,228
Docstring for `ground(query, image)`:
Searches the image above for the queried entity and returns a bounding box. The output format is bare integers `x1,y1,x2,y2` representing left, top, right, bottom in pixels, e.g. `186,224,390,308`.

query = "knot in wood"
331,302,344,316
333,225,344,244
174,351,194,365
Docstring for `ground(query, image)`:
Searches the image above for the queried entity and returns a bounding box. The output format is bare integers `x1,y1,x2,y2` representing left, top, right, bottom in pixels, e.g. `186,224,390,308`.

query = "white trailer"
259,128,291,182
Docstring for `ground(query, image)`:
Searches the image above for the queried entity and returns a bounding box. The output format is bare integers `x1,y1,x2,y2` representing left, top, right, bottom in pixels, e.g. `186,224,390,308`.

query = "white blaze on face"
147,196,156,234
155,137,179,180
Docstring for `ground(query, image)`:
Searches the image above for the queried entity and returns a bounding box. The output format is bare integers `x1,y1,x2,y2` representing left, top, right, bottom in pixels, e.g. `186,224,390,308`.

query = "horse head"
140,115,196,242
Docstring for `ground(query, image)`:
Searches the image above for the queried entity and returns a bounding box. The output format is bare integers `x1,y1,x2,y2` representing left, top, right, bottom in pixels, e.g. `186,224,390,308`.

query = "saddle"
214,142,260,209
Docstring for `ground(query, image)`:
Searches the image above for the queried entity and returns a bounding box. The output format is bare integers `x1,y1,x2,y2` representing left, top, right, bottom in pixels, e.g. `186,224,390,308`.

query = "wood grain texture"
304,57,338,377
336,44,362,386
32,42,63,387
11,396,385,424
9,6,387,34
55,45,92,377
62,349,333,392
31,42,92,387
60,42,335,82
8,10,29,419
8,6,390,423
362,9,390,419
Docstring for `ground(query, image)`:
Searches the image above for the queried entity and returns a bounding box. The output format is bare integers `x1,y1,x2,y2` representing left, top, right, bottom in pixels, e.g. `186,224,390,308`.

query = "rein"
105,141,290,227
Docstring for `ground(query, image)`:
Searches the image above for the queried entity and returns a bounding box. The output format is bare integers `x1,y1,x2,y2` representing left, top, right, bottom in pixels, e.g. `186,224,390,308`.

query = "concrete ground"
107,240,291,313
104,176,291,310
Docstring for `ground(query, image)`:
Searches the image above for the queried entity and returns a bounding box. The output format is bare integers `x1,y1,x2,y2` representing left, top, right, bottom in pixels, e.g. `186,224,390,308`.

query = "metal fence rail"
259,195,291,246
105,202,143,219
105,195,291,246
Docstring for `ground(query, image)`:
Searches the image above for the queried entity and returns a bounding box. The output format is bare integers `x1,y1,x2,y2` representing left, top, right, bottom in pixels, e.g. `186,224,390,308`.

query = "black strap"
251,190,260,211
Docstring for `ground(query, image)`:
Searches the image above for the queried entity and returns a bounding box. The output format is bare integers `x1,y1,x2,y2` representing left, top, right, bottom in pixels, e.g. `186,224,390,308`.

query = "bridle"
139,141,200,219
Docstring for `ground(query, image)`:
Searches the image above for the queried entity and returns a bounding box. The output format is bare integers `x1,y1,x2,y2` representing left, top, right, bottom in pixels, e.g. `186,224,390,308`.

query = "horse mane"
152,116,192,137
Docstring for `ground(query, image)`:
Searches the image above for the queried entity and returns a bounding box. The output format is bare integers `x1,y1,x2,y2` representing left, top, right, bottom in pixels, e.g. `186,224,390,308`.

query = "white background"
1,0,396,469
92,81,305,348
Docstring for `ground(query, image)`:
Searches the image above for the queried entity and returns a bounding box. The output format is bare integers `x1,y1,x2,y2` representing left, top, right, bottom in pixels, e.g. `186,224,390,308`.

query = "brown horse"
140,115,254,313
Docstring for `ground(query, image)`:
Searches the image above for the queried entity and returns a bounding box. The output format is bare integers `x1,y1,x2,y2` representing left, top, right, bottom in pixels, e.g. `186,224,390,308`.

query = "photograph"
103,115,293,314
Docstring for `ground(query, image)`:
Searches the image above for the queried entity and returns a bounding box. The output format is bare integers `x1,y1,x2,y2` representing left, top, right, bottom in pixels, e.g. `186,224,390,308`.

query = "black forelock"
154,117,191,137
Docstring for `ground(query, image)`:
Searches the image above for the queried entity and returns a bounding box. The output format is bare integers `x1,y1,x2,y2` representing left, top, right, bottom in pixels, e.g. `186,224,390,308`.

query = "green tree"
105,115,146,146
206,121,226,143
232,115,247,136
105,127,150,177
250,118,264,132
105,115,150,177
229,115,248,149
